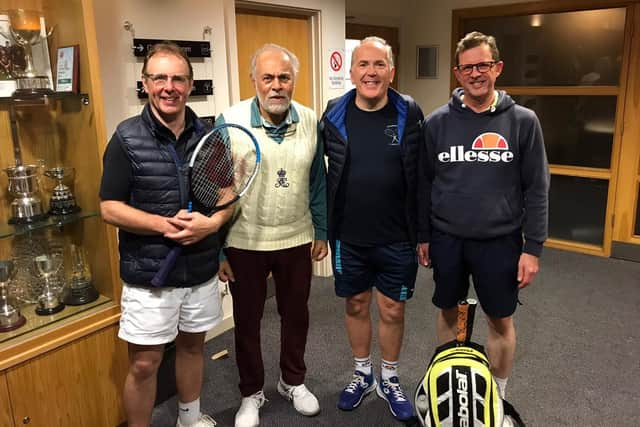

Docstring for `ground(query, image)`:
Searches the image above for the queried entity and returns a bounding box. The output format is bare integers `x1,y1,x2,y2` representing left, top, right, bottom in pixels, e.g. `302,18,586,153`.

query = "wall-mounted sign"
327,49,345,89
136,79,213,98
132,38,211,58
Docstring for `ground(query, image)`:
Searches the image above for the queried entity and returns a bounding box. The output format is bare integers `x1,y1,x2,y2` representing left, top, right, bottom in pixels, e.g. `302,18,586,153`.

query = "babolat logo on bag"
414,342,507,426
414,300,525,427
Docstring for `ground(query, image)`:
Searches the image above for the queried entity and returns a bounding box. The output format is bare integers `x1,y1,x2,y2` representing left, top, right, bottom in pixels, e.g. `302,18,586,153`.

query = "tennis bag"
414,300,525,427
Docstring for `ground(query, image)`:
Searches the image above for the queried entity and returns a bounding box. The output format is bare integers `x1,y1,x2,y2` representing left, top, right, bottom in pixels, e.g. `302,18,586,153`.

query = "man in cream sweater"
217,44,328,427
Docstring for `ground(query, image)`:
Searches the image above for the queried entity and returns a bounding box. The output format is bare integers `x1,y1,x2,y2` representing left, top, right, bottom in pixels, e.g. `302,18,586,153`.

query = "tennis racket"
150,123,261,287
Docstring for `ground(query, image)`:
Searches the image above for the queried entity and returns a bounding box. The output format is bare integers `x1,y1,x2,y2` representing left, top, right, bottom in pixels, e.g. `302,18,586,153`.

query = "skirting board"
611,241,640,263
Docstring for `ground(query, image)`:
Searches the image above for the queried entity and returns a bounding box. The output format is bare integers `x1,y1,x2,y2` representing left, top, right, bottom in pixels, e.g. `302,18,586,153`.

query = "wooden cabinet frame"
0,0,125,425
452,0,640,257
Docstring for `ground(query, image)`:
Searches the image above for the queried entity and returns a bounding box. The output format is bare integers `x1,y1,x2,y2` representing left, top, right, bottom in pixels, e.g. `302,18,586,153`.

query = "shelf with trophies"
0,2,126,426
0,5,115,338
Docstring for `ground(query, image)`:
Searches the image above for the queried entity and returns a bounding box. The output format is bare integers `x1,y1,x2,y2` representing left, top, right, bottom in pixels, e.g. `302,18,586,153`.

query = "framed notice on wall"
56,45,79,93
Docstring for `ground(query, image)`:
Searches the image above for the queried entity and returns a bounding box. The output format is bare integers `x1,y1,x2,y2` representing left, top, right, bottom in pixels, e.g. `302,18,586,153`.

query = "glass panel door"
457,5,630,256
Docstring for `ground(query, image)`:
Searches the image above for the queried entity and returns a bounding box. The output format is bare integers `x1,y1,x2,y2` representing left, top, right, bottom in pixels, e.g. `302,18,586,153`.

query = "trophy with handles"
4,163,47,224
7,8,53,96
44,166,80,216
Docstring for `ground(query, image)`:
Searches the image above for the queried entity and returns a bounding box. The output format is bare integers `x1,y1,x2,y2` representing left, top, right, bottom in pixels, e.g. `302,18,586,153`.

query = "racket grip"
456,298,477,344
150,247,182,287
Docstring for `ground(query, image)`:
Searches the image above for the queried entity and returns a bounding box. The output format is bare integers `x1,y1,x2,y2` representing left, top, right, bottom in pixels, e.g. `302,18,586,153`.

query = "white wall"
94,0,345,136
93,0,233,136
347,0,537,114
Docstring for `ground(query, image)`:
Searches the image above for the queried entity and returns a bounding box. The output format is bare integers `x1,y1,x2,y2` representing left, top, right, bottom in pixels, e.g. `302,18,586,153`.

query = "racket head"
189,123,261,214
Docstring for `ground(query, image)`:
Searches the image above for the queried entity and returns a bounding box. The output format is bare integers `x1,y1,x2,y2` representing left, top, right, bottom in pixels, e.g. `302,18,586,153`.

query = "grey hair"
351,36,395,68
250,43,300,79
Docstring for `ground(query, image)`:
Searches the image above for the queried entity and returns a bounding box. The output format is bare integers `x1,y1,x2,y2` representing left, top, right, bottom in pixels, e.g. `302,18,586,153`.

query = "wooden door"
235,8,313,108
453,2,639,258
612,3,640,260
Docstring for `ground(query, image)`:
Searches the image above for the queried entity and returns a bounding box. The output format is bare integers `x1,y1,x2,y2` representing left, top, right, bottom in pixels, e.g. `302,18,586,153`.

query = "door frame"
226,1,322,113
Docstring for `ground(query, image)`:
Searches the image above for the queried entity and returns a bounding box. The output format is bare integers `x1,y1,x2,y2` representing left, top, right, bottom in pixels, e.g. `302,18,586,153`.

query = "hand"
218,259,235,283
417,242,430,267
517,253,539,289
164,209,219,245
311,240,328,261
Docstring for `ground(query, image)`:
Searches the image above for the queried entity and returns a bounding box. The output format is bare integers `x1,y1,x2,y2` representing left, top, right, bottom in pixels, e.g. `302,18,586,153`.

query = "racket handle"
150,204,193,287
150,246,182,287
456,298,477,344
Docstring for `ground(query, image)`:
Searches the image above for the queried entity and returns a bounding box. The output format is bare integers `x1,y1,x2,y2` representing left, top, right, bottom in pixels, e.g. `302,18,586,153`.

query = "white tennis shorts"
118,275,223,345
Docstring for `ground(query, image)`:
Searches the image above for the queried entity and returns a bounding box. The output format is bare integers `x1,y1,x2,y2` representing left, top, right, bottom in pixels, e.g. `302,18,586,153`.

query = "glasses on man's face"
455,61,497,75
143,73,191,88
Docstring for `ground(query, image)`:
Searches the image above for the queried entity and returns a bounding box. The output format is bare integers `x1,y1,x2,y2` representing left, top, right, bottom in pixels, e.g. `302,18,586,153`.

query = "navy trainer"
376,376,414,420
337,371,377,411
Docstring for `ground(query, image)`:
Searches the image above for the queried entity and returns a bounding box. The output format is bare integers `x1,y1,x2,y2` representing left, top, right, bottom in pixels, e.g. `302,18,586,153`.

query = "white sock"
381,359,398,381
178,397,200,426
354,355,372,376
494,376,508,399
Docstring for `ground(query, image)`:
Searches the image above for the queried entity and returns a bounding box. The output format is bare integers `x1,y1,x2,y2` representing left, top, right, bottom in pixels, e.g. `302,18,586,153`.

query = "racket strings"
191,129,258,210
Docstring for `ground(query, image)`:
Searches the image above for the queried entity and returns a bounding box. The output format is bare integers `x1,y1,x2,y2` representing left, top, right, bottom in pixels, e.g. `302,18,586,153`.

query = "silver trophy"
0,260,26,332
62,244,98,306
44,166,80,216
4,163,47,224
0,15,17,96
7,9,53,96
34,252,64,315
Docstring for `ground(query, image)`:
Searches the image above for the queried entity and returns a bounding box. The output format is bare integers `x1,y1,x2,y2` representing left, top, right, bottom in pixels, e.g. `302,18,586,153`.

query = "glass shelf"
0,92,90,106
0,211,100,239
0,294,112,345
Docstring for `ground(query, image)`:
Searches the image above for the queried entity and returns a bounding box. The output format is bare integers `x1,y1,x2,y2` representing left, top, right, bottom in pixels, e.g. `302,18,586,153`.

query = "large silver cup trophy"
0,260,26,332
44,166,80,216
8,9,53,96
63,244,98,305
34,253,64,315
4,163,47,224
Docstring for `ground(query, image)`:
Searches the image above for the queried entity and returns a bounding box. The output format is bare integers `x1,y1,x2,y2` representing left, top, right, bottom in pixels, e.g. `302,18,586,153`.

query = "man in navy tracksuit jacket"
320,37,423,422
417,31,549,400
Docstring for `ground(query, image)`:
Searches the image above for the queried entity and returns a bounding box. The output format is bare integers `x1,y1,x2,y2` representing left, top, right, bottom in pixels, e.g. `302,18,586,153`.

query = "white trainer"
176,413,217,427
277,377,320,416
234,390,266,427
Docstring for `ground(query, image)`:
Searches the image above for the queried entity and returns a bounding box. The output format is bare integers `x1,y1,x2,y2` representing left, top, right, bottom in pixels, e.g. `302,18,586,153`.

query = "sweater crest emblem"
275,168,290,188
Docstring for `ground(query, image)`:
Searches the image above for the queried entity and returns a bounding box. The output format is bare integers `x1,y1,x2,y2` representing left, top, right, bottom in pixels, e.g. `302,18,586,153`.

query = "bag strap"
503,399,526,427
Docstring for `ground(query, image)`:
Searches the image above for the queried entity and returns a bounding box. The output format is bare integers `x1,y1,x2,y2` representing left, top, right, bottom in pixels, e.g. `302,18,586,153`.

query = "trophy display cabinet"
0,0,127,426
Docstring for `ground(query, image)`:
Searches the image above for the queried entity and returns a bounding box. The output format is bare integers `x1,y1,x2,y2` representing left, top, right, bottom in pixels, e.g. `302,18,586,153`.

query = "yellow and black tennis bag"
414,300,525,427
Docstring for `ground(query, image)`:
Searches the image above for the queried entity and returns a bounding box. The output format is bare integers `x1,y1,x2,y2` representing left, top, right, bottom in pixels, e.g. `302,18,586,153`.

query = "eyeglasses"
455,61,497,75
143,73,191,88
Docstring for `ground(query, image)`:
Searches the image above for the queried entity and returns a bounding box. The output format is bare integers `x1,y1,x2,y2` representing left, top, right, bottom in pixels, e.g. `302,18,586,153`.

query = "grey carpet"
152,247,640,426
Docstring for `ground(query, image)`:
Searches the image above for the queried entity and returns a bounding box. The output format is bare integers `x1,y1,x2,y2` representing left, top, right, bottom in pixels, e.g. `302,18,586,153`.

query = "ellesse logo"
438,132,514,163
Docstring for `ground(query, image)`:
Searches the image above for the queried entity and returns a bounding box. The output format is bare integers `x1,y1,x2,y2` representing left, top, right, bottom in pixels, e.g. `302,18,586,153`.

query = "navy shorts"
331,240,418,302
430,228,522,318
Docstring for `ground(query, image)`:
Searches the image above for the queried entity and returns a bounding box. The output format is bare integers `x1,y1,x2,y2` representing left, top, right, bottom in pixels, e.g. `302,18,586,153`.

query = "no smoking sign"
328,49,345,89
330,51,343,71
